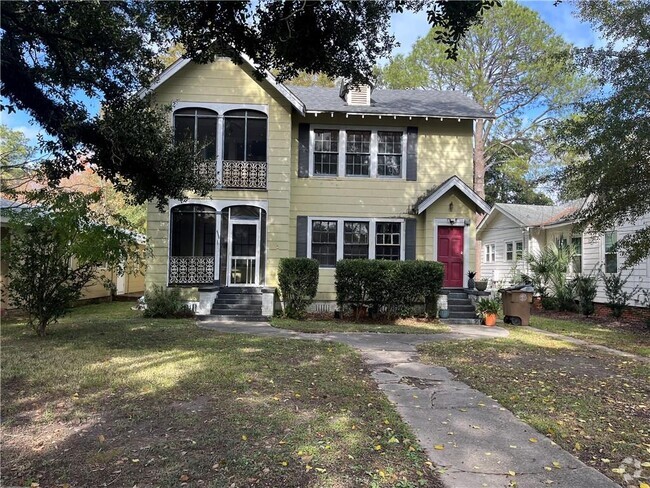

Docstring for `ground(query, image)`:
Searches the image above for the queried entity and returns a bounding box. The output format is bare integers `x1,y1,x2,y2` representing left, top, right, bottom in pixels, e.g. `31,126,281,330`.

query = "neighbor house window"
174,108,218,160
313,129,339,176
515,241,524,260
484,243,496,263
572,236,583,273
506,242,514,261
345,130,371,176
308,218,404,265
343,221,369,259
311,220,338,267
377,131,402,177
605,231,617,273
375,222,401,260
223,109,267,162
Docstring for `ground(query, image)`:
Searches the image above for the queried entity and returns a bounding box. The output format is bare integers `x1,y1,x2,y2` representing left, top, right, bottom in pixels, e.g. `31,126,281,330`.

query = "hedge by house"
277,257,319,319
335,260,444,319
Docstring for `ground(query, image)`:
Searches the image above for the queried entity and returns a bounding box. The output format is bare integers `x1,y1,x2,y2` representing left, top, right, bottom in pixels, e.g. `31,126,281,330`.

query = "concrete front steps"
440,290,480,325
206,287,267,322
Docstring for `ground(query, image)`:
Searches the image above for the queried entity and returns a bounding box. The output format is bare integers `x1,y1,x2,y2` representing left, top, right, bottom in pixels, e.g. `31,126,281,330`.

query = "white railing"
230,257,257,285
169,256,215,285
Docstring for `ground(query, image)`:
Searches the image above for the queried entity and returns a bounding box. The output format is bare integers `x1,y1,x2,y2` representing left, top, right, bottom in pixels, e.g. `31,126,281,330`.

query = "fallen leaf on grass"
179,474,189,482
434,444,444,450
611,468,625,474
552,461,561,468
529,438,538,443
374,444,382,451
241,435,247,441
388,436,400,444
638,483,649,488
508,470,516,476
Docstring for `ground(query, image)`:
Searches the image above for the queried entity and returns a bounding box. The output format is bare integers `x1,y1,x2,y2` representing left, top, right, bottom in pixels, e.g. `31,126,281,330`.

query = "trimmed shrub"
572,274,598,316
278,258,319,319
602,271,639,318
335,260,444,320
144,286,194,318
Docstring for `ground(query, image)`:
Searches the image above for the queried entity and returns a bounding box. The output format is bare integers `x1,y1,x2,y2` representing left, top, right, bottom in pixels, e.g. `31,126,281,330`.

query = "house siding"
477,211,528,284
146,59,294,292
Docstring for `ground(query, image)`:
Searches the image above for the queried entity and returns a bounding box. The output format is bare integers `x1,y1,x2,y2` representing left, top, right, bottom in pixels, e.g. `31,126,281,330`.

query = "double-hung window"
506,241,523,261
572,236,583,273
484,243,496,263
345,131,371,176
311,220,338,267
309,218,404,266
604,231,617,273
310,126,406,178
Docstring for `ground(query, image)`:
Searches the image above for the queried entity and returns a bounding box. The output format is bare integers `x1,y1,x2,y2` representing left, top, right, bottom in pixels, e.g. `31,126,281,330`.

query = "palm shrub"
572,273,598,316
601,271,639,318
526,243,575,310
277,258,319,319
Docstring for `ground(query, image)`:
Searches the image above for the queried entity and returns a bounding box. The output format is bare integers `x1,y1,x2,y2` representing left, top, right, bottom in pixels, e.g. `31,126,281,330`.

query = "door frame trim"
433,219,469,288
226,218,261,286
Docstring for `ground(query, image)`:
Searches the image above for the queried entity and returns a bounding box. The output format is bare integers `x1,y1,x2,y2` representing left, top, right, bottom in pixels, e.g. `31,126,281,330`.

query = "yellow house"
144,56,492,318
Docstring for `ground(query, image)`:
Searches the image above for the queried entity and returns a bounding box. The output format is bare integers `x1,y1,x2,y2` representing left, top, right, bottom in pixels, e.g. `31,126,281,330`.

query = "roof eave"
305,110,494,120
417,176,491,215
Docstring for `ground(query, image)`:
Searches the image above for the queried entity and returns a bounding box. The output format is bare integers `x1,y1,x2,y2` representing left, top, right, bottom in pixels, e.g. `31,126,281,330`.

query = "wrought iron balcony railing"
195,160,268,190
168,256,215,285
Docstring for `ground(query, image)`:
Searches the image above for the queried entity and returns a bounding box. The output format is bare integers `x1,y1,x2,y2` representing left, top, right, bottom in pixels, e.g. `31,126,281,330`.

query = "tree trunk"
36,321,47,337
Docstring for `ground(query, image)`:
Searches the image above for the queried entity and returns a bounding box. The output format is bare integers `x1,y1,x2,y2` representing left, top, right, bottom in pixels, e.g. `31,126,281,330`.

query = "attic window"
346,85,371,106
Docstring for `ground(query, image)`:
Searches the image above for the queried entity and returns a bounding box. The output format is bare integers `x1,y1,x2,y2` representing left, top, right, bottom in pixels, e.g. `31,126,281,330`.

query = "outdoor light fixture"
448,218,457,225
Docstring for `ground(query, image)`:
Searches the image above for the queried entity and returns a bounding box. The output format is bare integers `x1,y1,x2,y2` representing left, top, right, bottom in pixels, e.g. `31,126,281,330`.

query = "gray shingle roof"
286,86,493,119
497,199,586,227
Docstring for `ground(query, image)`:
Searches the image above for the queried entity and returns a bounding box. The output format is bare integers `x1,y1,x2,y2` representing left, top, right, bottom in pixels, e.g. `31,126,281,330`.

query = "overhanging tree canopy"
1,0,499,207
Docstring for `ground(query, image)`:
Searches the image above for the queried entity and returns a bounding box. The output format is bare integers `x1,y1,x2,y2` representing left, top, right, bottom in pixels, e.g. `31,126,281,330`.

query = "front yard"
271,317,450,334
1,303,441,488
417,324,650,486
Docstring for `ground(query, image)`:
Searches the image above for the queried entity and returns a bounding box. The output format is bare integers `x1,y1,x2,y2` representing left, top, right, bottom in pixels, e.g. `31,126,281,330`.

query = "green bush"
602,271,638,318
277,258,319,319
572,274,598,316
144,286,194,318
335,260,444,320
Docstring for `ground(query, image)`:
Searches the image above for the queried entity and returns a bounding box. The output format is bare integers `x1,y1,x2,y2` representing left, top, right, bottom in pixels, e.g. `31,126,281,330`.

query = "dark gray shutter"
296,216,308,257
406,127,418,181
405,218,416,260
298,123,310,178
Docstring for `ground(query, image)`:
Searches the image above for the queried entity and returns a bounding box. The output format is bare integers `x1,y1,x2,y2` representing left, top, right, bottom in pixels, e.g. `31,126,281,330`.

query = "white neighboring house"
476,199,650,306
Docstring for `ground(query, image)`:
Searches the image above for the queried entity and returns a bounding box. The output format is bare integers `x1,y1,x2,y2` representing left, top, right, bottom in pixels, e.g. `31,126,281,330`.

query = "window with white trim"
375,222,401,260
506,240,523,261
311,220,338,267
308,218,405,266
571,236,582,273
484,243,496,263
309,126,406,178
604,231,617,273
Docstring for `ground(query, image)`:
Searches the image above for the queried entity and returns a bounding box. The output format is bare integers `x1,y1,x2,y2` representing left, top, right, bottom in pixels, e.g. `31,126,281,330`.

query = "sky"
1,1,602,146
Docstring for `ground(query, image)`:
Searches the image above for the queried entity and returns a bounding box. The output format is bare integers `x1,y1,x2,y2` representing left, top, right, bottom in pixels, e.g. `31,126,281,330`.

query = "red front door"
438,226,464,288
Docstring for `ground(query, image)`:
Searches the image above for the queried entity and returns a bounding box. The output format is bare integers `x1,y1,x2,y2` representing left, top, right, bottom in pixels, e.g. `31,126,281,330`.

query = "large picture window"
173,108,218,160
311,220,338,267
223,109,267,162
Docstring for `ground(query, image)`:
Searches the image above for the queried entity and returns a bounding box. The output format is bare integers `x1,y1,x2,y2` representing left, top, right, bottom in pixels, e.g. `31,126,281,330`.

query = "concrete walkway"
199,320,618,488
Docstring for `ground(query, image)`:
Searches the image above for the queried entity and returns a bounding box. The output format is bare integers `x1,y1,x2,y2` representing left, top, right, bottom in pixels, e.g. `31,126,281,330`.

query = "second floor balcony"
196,159,268,191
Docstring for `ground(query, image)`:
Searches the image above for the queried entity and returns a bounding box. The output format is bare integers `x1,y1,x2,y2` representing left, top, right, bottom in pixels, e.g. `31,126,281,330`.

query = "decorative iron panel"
168,256,215,285
221,160,267,189
195,160,218,188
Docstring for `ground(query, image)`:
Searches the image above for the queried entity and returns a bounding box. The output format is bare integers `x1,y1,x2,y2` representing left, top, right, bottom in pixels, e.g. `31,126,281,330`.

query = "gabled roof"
477,198,586,235
416,176,491,215
140,55,306,115
287,86,494,119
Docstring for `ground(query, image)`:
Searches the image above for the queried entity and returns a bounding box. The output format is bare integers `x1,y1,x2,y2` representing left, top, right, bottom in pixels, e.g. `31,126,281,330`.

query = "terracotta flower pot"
484,313,497,326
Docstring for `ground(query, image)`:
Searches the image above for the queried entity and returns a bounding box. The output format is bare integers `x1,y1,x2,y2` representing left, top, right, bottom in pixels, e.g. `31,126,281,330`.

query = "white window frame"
604,230,617,274
505,240,523,261
571,235,583,274
307,217,406,266
308,125,407,179
484,243,496,263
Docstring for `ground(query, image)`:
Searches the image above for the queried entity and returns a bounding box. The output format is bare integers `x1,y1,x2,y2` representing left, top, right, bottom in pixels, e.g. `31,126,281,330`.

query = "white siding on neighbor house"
581,215,650,305
478,211,529,286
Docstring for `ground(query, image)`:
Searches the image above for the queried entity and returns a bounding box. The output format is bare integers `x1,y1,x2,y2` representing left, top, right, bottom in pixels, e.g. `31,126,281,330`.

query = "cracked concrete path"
199,320,618,488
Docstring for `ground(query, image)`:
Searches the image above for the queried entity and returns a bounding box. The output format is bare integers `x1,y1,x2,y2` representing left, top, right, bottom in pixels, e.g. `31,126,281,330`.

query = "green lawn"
271,317,450,334
529,315,650,357
418,326,650,486
1,302,441,488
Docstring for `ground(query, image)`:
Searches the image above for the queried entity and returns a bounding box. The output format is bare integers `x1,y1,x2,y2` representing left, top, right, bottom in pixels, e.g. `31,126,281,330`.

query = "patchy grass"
530,315,650,357
2,302,442,488
271,317,450,334
417,326,650,486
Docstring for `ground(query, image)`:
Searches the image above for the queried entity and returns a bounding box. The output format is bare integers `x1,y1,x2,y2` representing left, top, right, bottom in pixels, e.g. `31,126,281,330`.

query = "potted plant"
475,297,500,326
474,279,488,292
467,271,477,290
